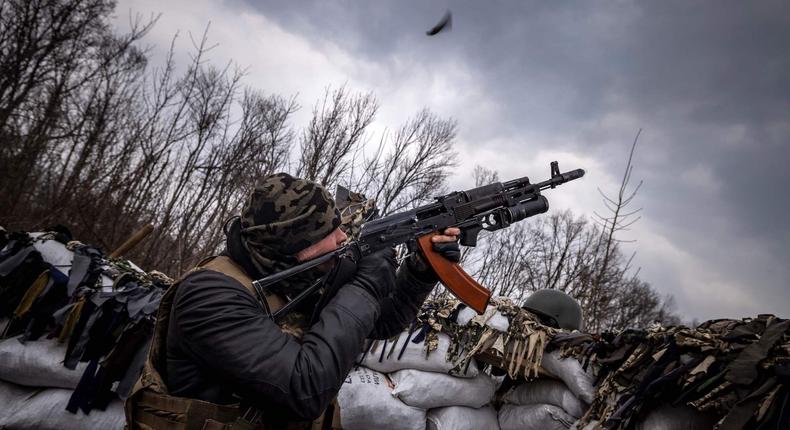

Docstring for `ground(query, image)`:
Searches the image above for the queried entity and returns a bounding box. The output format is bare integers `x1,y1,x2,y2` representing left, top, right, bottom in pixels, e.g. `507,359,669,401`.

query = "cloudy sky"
114,0,790,322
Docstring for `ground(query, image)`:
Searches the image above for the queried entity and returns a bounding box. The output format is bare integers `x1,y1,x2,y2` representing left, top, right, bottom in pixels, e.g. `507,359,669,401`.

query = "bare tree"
296,86,377,187
585,129,645,332
354,109,458,214
0,1,461,278
462,132,678,331
0,0,154,219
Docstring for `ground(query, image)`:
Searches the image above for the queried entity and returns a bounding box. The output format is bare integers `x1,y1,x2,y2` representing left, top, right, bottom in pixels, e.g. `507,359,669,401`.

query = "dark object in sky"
426,10,452,36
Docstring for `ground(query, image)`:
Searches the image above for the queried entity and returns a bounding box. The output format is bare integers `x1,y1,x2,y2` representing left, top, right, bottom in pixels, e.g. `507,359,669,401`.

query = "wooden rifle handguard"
417,232,491,314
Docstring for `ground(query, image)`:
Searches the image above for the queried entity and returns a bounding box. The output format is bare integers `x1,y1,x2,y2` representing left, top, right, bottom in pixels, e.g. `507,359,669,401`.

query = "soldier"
125,173,461,429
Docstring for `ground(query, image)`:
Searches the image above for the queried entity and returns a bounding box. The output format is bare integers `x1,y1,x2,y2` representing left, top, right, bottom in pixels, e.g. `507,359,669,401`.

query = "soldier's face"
295,227,348,263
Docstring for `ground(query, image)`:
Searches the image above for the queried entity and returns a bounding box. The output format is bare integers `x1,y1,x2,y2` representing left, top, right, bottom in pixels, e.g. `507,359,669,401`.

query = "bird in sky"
426,10,452,36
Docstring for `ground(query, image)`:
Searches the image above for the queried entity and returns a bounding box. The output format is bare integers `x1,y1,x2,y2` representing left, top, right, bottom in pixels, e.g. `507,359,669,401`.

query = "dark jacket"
165,260,435,421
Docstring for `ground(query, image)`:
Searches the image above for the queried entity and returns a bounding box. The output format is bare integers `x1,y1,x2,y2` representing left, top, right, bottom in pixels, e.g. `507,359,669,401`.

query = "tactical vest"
124,256,341,430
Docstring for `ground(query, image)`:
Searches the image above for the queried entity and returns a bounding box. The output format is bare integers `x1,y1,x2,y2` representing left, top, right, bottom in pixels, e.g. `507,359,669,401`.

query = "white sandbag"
635,404,717,430
361,331,478,377
502,378,586,418
0,336,88,389
0,380,33,421
30,234,144,290
486,312,510,332
337,366,425,430
456,306,510,332
498,404,576,430
457,306,477,325
30,236,74,268
427,405,499,430
0,387,125,430
390,369,496,409
541,350,595,404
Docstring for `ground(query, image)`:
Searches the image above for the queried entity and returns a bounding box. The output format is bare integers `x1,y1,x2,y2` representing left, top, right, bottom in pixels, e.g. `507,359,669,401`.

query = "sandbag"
0,380,33,421
390,368,496,409
0,336,88,389
502,378,586,418
498,404,576,430
30,236,137,289
427,405,499,430
361,331,478,377
456,306,510,332
635,404,718,430
31,238,73,268
337,366,425,430
541,350,595,404
0,387,125,430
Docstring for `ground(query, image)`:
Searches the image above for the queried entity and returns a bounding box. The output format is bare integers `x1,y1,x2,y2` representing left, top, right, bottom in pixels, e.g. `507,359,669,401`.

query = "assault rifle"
252,161,584,317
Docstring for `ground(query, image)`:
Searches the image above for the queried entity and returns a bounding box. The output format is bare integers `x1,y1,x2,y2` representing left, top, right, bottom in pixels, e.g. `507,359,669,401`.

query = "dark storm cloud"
242,0,790,318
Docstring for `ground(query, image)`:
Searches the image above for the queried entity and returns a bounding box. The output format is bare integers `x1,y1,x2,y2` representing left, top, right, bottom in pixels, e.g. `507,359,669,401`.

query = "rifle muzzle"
560,169,585,183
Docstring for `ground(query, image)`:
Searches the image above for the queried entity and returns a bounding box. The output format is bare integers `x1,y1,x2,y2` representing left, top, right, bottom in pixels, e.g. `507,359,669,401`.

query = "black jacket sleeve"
368,259,437,339
169,269,380,421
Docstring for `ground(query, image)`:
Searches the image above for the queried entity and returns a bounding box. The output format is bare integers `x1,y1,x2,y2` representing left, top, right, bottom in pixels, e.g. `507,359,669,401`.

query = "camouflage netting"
561,316,790,429
413,295,557,379
0,228,170,429
413,296,790,429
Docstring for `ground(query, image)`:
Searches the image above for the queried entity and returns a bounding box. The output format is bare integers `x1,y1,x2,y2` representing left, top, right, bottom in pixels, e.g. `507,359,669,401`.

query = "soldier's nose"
336,228,348,245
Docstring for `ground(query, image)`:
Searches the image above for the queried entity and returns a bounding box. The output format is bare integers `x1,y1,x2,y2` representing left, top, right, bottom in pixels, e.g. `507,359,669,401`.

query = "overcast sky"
114,0,790,322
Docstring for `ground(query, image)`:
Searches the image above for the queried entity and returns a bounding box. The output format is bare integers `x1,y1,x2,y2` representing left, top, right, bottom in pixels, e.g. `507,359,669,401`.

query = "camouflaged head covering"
335,185,378,241
239,173,341,278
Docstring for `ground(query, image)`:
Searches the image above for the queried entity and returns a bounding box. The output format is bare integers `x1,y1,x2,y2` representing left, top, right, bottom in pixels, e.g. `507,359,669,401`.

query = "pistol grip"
460,226,482,247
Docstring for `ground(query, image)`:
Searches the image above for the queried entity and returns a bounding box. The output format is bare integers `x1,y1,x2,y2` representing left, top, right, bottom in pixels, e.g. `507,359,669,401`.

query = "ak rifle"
253,161,584,316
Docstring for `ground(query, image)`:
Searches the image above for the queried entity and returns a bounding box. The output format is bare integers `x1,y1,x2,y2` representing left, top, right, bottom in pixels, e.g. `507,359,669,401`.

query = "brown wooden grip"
110,224,154,258
417,232,491,314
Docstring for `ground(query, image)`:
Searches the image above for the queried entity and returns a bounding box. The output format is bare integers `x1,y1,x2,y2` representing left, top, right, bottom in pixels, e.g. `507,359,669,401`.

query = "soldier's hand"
407,228,461,282
430,227,461,262
350,247,397,302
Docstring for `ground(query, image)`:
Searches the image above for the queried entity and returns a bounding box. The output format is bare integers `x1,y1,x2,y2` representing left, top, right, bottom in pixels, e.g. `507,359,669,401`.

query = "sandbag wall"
0,229,166,430
339,330,499,430
337,305,596,430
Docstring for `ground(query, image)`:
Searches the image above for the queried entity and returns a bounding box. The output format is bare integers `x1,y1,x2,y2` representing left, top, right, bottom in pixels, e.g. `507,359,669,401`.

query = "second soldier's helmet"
522,289,583,331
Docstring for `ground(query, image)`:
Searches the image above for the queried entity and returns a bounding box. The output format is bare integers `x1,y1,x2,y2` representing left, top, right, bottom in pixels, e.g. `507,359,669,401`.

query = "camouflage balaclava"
238,173,341,295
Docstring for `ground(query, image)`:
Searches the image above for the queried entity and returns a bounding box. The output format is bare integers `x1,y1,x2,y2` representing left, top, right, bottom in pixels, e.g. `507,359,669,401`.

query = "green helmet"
522,289,583,331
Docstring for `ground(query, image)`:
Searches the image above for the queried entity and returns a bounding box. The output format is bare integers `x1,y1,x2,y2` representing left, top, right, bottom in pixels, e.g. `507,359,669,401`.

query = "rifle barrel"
538,168,585,190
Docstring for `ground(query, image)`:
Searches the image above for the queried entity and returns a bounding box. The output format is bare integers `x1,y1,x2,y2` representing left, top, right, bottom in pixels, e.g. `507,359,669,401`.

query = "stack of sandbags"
338,330,500,430
337,366,426,430
337,365,500,430
0,231,163,430
392,369,499,430
0,382,125,430
0,333,126,429
497,350,595,430
498,378,584,430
